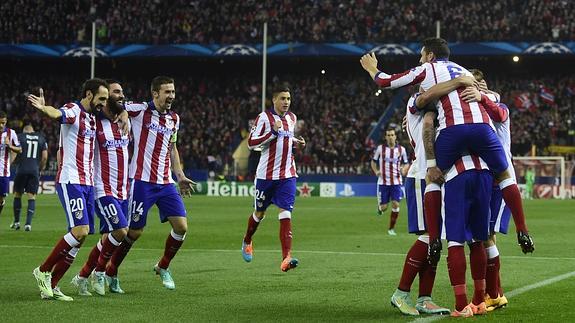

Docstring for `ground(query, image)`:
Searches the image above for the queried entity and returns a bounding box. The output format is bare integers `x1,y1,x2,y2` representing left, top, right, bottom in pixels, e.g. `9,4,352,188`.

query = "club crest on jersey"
146,122,175,135
132,213,140,222
75,210,83,219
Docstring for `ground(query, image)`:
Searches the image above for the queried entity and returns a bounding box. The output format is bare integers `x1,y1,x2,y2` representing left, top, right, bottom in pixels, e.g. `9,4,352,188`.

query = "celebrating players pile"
362,37,534,317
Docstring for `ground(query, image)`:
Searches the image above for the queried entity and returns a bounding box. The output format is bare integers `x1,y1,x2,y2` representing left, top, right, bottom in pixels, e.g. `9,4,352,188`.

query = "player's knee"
27,193,36,200
254,211,266,219
171,221,187,236
112,228,128,241
128,228,143,241
71,225,90,241
14,192,22,198
380,204,388,212
278,210,291,220
495,169,511,183
391,201,400,210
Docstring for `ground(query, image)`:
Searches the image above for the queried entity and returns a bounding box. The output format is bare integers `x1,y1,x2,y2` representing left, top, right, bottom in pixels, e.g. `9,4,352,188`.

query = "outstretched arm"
27,89,63,120
360,52,427,89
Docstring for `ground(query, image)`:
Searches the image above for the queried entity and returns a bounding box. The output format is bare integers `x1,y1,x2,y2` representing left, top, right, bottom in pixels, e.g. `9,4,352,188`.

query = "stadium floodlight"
513,55,520,62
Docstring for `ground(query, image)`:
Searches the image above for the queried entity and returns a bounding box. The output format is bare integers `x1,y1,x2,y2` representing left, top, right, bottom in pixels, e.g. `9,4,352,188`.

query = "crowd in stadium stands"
1,72,573,176
2,0,574,44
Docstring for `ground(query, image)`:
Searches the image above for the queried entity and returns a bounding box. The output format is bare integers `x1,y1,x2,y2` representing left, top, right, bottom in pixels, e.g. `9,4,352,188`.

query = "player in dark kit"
10,124,48,231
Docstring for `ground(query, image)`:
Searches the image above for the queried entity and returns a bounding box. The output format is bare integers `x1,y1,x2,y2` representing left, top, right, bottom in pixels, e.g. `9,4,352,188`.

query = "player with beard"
107,76,196,290
71,80,130,296
28,78,109,301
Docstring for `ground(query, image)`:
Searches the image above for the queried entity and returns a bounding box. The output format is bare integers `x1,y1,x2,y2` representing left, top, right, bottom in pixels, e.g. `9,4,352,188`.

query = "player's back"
0,128,19,177
16,132,46,175
420,60,490,130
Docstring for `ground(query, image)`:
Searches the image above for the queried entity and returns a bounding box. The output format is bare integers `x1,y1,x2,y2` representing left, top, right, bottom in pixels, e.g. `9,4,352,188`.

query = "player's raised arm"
361,52,427,89
27,88,63,120
415,76,476,109
247,114,278,150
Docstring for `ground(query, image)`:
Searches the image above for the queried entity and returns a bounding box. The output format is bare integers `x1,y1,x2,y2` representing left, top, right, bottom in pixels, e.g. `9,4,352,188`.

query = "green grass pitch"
0,195,574,322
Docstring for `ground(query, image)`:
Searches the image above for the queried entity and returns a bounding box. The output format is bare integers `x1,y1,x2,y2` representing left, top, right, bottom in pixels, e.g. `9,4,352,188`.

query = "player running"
107,76,196,290
241,86,305,272
371,128,408,235
10,124,47,231
28,78,109,301
71,80,130,296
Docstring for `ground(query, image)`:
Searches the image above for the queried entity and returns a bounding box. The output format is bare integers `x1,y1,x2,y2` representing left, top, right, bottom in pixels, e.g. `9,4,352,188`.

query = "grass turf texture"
0,195,574,322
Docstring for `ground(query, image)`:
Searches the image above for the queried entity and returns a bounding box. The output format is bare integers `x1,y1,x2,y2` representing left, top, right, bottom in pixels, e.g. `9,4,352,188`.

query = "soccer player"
391,75,474,316
461,69,514,311
525,168,535,199
71,80,129,296
11,124,47,231
241,86,305,272
27,78,109,301
107,76,195,290
0,112,22,220
371,128,408,235
360,38,534,253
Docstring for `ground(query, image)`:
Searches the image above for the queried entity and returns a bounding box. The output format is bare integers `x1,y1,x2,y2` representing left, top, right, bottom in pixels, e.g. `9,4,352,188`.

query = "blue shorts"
377,184,403,205
405,177,426,234
435,124,508,174
254,178,296,212
56,183,95,234
95,196,129,234
441,170,493,243
128,180,187,229
490,187,511,234
0,176,9,196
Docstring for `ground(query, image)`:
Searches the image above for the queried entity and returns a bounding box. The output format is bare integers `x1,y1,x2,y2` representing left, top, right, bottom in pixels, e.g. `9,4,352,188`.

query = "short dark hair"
422,38,450,59
469,69,484,81
272,86,290,98
151,76,175,93
0,111,6,119
81,78,108,99
105,79,121,86
385,128,396,134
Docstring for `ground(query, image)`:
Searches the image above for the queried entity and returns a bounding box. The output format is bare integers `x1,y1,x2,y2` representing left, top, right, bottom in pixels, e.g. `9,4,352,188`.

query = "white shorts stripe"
494,200,506,232
415,178,425,231
96,198,113,232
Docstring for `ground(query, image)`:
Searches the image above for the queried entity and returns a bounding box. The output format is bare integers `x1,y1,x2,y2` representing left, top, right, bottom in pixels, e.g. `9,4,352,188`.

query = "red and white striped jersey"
481,95,516,181
94,117,130,199
57,102,97,185
374,59,491,131
0,128,20,177
248,110,298,180
405,94,427,180
445,154,489,182
126,101,180,184
373,144,408,185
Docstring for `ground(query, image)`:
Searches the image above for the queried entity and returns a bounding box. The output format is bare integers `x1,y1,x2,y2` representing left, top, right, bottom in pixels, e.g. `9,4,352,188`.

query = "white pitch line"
410,270,575,323
1,244,575,261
